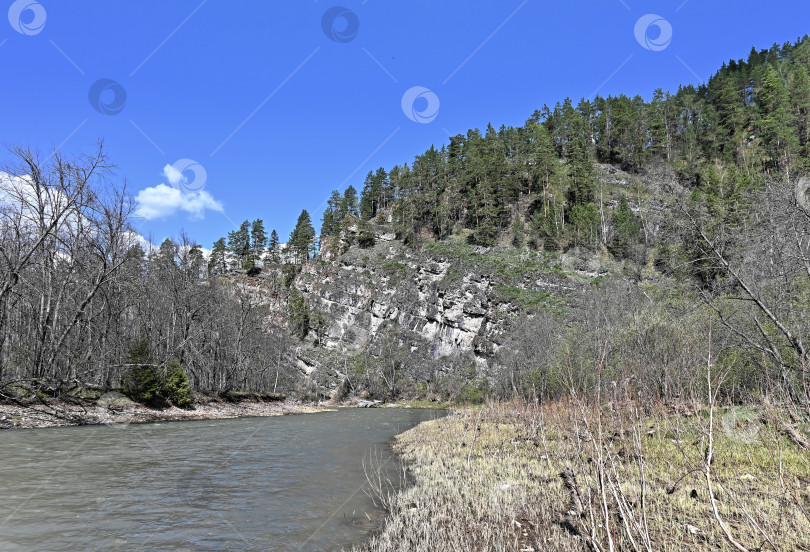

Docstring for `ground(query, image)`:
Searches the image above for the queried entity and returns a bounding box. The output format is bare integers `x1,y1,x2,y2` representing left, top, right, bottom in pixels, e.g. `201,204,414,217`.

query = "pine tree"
186,245,205,277
375,167,391,213
610,196,641,258
267,229,280,264
153,238,178,272
288,210,316,263
570,202,599,248
565,104,595,206
342,186,359,218
227,220,251,269
360,170,376,220
649,89,674,162
360,167,389,220
531,201,563,251
250,219,267,265
288,290,309,340
790,64,810,163
321,190,342,237
208,238,228,275
357,219,375,248
758,65,799,175
529,120,556,196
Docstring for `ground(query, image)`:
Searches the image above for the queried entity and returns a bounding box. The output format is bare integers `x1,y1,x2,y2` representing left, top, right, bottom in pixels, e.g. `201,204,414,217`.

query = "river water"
0,408,442,551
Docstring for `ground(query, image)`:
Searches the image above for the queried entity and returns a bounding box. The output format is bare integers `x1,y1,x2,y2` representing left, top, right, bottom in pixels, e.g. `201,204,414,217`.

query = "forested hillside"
216,36,810,405
3,36,810,409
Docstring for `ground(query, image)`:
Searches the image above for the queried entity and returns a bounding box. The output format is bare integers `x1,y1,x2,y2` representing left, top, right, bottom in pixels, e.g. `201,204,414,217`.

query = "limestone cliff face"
231,227,587,380
294,253,499,359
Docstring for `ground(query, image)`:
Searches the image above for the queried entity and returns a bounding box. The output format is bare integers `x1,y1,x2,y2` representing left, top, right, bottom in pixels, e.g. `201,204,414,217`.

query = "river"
0,408,443,551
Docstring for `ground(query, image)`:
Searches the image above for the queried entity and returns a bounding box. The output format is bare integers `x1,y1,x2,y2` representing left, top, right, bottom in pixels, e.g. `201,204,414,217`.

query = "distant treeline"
314,37,810,253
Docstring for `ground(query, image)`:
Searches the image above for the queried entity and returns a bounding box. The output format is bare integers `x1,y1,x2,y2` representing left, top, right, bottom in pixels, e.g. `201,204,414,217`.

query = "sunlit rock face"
231,223,580,382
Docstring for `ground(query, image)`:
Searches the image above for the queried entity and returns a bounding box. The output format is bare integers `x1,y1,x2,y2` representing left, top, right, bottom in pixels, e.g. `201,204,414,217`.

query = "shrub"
282,264,300,288
358,221,376,248
122,339,162,405
121,341,192,408
122,364,163,406
164,360,192,408
457,384,485,404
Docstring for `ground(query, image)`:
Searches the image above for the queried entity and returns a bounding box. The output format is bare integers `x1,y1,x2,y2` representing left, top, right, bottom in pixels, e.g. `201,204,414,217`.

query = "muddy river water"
0,408,443,551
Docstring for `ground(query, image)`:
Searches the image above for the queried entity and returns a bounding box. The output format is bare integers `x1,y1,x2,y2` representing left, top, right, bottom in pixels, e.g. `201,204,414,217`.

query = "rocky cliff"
230,221,608,387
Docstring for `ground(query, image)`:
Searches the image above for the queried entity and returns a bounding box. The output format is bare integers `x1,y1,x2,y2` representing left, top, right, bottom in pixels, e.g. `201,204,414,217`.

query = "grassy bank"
357,400,810,551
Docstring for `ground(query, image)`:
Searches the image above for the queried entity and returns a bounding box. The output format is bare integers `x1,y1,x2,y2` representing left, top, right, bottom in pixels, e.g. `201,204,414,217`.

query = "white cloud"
123,231,158,252
135,184,223,220
135,164,224,222
162,164,184,188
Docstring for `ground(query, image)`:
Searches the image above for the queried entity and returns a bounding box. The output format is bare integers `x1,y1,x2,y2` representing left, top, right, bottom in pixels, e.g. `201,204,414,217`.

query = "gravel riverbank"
0,394,325,429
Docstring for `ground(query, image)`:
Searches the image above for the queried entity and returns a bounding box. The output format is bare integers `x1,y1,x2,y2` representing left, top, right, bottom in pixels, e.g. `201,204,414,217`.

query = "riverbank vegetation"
358,398,810,551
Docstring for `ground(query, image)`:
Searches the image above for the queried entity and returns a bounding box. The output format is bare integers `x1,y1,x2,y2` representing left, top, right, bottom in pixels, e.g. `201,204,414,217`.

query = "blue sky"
2,0,809,248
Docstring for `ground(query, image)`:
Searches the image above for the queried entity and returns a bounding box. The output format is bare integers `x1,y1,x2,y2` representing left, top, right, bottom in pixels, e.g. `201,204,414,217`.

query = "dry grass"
355,399,810,551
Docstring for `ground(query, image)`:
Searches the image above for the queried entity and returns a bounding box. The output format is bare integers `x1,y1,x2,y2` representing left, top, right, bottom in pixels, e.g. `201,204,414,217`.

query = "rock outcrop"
230,226,592,386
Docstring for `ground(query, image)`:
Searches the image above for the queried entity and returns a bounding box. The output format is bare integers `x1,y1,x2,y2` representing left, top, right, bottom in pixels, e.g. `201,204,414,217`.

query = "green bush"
121,341,192,408
122,364,163,406
358,221,376,248
122,339,162,405
164,360,192,408
457,385,485,404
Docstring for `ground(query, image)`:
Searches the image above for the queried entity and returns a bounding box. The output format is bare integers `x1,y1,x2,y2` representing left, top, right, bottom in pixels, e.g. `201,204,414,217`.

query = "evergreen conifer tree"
250,219,267,265
288,210,316,263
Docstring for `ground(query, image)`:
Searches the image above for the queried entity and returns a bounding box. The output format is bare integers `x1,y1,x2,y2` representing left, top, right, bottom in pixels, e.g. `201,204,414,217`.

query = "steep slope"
232,201,628,392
